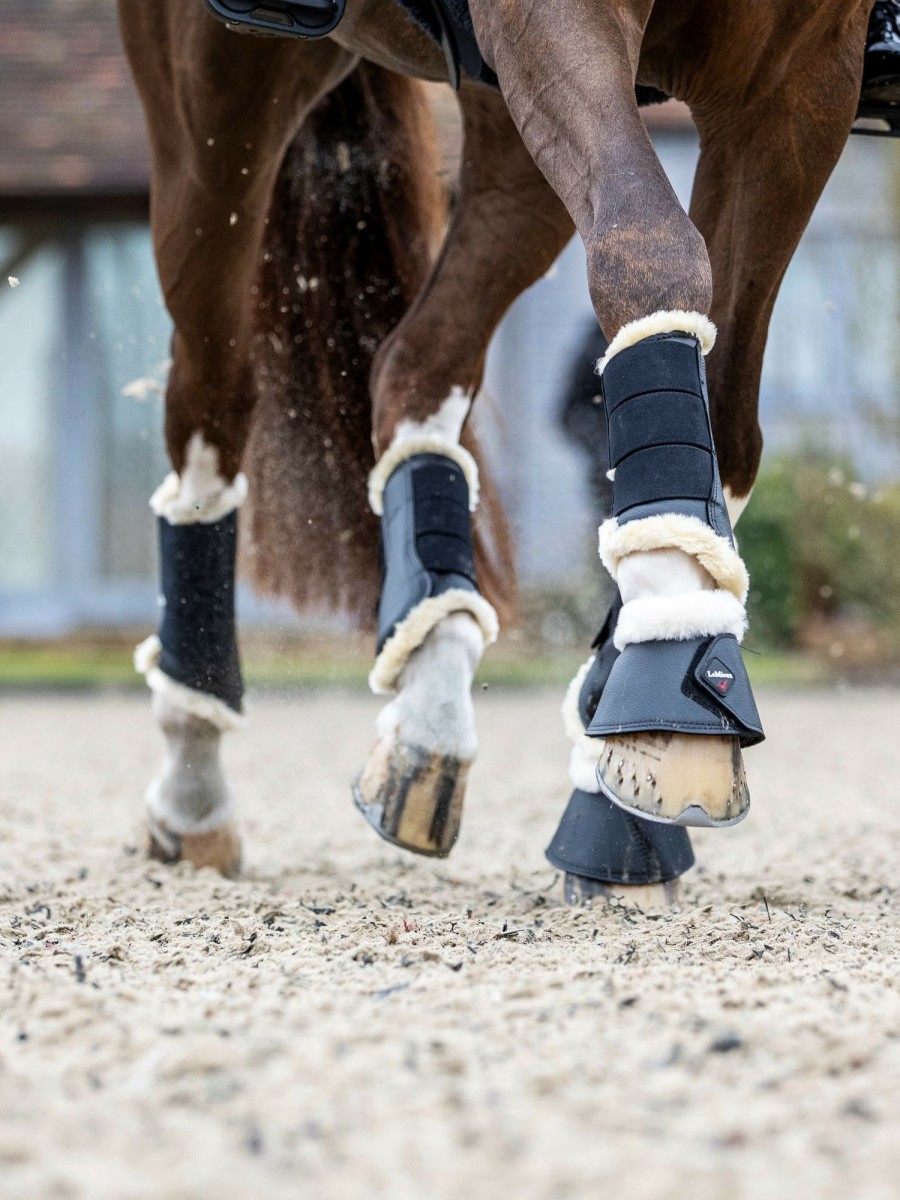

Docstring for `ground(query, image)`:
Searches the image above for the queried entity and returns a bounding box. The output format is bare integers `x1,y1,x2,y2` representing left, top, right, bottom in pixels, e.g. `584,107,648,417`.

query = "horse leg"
120,4,354,873
354,87,574,857
470,0,769,828
586,0,869,827
684,8,868,521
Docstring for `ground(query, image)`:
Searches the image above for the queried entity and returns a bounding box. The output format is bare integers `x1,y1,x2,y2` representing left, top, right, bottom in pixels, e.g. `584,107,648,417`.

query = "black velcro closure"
157,512,243,711
608,392,712,468
613,444,714,515
603,336,702,412
416,532,476,579
411,459,476,580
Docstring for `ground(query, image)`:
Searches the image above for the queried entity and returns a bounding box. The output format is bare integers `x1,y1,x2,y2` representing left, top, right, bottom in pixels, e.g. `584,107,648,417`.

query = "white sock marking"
391,386,472,451
145,694,233,835
376,613,482,759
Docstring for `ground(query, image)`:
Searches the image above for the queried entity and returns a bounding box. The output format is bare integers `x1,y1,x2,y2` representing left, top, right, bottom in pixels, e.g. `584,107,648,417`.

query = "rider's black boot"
863,0,900,102
856,1,900,134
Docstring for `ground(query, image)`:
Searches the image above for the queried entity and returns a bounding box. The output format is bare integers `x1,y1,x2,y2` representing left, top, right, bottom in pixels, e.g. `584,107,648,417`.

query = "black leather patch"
694,635,764,742
411,460,476,582
612,444,714,515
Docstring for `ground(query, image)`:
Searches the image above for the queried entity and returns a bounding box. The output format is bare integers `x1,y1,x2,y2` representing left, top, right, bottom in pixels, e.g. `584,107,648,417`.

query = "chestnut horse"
118,0,871,900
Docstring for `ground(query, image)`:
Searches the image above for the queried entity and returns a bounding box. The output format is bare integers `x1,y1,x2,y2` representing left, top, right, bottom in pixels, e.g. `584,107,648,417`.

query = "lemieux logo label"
705,659,735,695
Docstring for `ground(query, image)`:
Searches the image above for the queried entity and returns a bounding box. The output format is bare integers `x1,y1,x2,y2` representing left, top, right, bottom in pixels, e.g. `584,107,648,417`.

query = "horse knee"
586,202,712,338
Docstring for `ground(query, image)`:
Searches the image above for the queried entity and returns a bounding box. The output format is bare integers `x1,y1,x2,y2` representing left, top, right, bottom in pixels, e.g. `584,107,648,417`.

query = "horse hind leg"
120,3,354,872
354,88,574,857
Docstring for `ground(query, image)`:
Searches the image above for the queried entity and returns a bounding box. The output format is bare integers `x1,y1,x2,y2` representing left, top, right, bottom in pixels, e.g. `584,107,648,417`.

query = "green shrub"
740,451,900,654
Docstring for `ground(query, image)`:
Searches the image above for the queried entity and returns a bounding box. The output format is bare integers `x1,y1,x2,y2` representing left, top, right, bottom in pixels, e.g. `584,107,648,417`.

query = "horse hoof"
564,873,681,909
147,817,242,877
353,737,469,858
596,732,749,828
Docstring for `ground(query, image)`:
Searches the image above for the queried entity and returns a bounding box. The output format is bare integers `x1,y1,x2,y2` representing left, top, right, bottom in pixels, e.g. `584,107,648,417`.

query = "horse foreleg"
120,3,353,873
470,0,768,828
354,88,573,856
687,12,867,518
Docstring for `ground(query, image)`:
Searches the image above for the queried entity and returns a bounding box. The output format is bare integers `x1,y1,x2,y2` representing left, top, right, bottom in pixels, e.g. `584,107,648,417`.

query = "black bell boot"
547,598,695,899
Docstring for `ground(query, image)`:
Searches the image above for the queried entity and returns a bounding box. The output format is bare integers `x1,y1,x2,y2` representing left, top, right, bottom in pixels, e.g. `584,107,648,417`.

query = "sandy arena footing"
1,689,898,1199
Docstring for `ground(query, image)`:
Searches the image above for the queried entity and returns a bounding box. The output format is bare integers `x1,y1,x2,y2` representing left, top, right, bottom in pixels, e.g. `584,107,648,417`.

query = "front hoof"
596,732,749,828
353,737,469,858
147,816,242,877
564,873,681,910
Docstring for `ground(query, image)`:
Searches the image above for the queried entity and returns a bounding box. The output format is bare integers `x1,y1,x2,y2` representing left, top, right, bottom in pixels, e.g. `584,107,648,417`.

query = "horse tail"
243,62,517,627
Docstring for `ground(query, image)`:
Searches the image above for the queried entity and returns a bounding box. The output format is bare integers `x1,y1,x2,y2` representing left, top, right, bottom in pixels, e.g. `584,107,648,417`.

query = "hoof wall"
564,873,681,910
596,732,749,828
353,737,468,858
147,818,242,878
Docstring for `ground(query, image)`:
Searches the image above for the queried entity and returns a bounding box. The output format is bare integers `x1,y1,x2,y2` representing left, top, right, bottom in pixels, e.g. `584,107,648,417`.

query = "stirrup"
203,0,345,39
852,99,900,136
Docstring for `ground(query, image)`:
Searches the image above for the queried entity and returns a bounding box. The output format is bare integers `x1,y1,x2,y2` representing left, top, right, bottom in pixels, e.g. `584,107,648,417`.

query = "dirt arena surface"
1,687,898,1200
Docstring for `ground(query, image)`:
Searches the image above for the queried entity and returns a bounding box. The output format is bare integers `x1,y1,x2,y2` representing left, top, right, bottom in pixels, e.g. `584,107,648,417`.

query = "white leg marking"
367,388,479,515
179,433,226,508
376,612,482,760
392,386,472,448
150,433,248,525
724,485,752,529
145,694,234,839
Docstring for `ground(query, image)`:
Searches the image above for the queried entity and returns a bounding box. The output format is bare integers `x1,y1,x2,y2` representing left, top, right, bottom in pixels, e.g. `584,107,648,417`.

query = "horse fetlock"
145,695,240,874
356,612,481,858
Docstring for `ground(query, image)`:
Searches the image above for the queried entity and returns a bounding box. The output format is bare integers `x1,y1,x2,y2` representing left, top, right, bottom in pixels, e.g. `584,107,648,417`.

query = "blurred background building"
2,0,900,655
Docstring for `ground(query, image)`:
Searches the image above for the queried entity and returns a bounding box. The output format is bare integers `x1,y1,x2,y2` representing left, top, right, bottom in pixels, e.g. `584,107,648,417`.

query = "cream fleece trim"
150,472,248,525
614,590,746,651
599,515,749,605
597,310,717,374
134,635,244,732
369,591,499,696
561,657,605,792
561,657,593,745
368,438,480,516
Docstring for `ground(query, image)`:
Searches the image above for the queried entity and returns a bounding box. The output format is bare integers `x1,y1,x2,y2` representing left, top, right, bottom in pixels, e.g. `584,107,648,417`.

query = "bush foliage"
740,453,900,659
